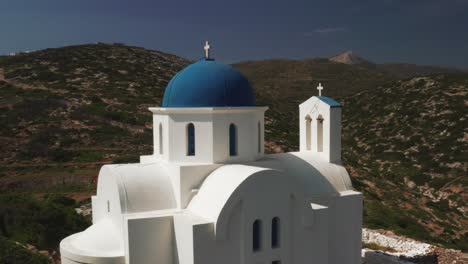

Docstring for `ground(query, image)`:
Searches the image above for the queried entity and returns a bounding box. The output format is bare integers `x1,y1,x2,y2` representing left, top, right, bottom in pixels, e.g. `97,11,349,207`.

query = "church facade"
60,44,362,264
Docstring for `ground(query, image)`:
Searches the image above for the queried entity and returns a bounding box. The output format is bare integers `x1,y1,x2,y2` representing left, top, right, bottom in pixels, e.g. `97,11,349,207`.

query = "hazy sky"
1,0,467,68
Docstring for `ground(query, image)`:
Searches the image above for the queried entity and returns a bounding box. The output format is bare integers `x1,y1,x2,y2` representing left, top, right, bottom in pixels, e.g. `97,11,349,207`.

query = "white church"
60,42,362,264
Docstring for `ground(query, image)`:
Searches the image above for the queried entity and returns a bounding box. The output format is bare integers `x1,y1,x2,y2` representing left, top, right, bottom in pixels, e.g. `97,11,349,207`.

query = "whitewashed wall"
149,107,267,164
299,97,342,163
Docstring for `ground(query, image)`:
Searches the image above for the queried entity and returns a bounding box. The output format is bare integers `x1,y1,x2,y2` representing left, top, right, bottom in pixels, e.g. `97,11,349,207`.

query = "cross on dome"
317,83,324,96
204,41,211,59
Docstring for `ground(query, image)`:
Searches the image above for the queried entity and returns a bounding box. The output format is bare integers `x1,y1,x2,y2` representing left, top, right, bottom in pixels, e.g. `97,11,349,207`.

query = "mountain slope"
0,44,466,253
0,43,189,189
233,58,394,151
342,75,468,251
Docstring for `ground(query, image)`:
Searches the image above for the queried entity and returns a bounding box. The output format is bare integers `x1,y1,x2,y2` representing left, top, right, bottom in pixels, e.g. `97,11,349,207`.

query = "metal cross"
317,83,324,96
204,41,211,59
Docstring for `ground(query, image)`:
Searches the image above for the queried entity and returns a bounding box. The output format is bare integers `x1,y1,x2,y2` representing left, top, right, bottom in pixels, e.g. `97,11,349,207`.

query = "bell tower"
299,86,342,163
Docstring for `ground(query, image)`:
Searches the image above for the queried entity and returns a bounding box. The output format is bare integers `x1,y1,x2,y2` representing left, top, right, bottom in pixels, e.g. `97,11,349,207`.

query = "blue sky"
1,0,467,68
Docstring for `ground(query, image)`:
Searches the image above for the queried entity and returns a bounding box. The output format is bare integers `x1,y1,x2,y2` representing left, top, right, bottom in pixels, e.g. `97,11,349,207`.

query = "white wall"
329,108,342,163
125,215,175,264
178,164,222,208
299,97,341,163
292,201,330,264
168,113,214,163
189,170,332,264
212,110,265,163
153,114,170,159
328,191,363,264
93,167,124,233
149,107,267,164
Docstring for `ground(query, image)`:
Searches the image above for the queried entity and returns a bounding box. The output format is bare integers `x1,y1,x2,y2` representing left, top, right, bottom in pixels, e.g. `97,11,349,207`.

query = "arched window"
159,123,163,154
229,123,237,156
257,121,261,153
317,115,324,152
271,217,280,248
187,123,195,156
253,219,262,251
305,115,312,150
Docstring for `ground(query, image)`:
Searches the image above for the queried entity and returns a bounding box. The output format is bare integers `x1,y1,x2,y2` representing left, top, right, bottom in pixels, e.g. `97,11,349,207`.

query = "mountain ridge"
329,50,466,78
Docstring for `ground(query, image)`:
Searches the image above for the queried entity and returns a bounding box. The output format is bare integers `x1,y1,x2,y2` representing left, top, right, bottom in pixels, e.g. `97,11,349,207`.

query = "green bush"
76,151,103,162
0,194,90,251
411,172,431,186
49,148,76,162
0,236,50,264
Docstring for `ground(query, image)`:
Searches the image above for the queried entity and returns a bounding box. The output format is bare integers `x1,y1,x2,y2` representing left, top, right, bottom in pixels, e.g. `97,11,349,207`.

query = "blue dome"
162,59,256,107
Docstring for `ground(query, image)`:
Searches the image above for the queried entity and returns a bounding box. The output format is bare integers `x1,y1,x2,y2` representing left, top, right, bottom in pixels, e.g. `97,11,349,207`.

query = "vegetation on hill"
0,194,89,263
236,58,467,250
376,63,466,79
343,75,468,251
0,236,50,264
233,58,394,151
0,43,189,193
0,43,466,253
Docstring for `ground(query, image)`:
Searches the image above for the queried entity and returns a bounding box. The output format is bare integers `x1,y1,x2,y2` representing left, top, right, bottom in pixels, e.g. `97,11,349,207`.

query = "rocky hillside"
376,63,466,79
237,55,468,250
0,43,189,191
0,44,466,255
233,58,393,151
362,228,467,264
343,75,468,251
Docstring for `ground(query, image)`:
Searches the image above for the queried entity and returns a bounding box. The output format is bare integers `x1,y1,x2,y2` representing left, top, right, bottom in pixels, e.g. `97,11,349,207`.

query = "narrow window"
305,115,312,150
317,115,324,152
159,123,163,154
229,123,237,156
253,219,262,251
187,123,195,156
257,121,261,153
272,217,280,248
107,200,110,213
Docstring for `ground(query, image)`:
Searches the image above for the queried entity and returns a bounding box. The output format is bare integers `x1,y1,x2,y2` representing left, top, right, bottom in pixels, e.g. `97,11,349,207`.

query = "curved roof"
162,59,256,107
188,165,290,238
187,154,353,234
98,163,177,214
188,165,273,222
249,152,353,194
60,218,124,263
